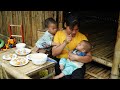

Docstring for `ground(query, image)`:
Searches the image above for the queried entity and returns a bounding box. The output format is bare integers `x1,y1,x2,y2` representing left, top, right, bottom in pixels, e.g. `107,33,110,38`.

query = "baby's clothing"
59,49,86,75
71,49,85,68
59,58,78,75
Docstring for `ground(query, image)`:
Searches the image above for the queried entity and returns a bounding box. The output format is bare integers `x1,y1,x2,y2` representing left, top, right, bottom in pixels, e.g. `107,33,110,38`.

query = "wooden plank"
86,71,105,79
102,70,111,78
86,63,95,70
21,11,25,43
92,56,112,67
99,69,109,77
96,69,107,76
93,67,105,74
105,52,114,59
90,66,100,73
85,74,93,79
87,65,97,72
11,35,22,37
25,11,32,46
53,11,57,21
10,25,21,27
39,11,43,30
94,43,114,56
101,50,114,58
85,62,111,79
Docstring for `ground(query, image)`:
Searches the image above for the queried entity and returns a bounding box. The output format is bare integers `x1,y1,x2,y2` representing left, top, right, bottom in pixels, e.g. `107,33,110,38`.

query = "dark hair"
65,14,79,30
82,40,92,53
44,18,57,28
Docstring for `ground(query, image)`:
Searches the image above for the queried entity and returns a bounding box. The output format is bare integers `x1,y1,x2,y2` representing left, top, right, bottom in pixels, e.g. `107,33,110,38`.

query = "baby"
33,17,59,55
53,40,92,79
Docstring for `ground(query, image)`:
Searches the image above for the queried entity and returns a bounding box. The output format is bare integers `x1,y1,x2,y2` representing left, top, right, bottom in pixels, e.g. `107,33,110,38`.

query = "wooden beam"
86,71,105,79
110,12,120,79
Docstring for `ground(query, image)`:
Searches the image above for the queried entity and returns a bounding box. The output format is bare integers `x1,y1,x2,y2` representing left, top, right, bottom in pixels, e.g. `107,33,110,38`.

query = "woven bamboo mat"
85,62,111,79
87,30,116,67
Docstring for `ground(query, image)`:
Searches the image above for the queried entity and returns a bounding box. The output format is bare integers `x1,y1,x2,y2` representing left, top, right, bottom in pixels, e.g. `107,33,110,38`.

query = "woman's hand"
68,52,92,63
68,51,79,61
64,34,72,44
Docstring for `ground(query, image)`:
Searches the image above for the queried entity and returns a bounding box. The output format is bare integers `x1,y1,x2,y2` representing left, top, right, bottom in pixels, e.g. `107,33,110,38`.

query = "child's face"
48,23,57,35
76,41,86,52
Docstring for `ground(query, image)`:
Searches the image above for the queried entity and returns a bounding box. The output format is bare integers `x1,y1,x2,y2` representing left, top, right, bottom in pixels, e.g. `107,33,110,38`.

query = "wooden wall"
0,11,63,47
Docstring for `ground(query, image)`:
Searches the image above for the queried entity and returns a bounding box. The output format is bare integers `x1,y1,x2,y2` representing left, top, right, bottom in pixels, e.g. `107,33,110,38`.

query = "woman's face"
66,25,79,37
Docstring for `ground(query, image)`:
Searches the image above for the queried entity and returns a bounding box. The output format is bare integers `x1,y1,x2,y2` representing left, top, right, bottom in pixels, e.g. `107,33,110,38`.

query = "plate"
2,54,17,60
10,57,29,66
26,54,32,60
15,48,31,56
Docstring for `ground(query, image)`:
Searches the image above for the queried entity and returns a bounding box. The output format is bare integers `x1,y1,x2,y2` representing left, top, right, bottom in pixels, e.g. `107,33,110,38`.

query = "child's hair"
82,40,92,53
44,17,57,28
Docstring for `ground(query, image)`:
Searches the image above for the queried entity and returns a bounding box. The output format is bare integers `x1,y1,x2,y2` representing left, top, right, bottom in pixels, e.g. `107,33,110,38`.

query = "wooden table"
0,48,56,79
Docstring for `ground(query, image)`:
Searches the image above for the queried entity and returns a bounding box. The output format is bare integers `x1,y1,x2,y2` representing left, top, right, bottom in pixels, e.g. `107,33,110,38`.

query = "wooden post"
58,11,63,29
110,12,120,79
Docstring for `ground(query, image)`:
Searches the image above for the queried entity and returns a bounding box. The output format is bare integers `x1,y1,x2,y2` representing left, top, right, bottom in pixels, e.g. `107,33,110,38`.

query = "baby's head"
76,40,92,53
44,17,57,35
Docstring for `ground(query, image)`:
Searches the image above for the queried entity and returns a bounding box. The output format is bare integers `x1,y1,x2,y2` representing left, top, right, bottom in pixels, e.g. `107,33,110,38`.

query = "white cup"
16,43,26,49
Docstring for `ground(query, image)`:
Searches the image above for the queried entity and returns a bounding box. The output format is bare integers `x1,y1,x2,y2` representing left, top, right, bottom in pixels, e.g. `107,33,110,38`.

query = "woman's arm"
52,33,72,57
51,42,60,46
52,41,67,56
68,52,92,63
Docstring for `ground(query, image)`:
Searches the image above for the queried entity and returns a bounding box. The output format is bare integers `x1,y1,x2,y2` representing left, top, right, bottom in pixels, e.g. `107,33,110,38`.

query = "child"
53,40,92,79
33,17,59,55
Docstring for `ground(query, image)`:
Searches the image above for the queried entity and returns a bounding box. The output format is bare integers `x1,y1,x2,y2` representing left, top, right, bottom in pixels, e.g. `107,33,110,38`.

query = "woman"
52,14,92,79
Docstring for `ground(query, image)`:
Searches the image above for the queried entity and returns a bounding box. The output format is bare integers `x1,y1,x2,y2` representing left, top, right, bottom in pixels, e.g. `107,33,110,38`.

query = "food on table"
3,54,17,60
11,57,27,66
15,48,31,55
16,49,27,55
4,54,13,58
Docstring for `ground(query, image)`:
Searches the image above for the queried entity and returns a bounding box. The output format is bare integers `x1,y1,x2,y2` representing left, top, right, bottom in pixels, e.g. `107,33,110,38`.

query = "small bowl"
16,43,26,49
30,53,47,65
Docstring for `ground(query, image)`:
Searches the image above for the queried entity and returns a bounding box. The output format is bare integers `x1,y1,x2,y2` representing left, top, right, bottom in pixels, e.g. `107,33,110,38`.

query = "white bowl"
30,53,47,65
16,43,26,49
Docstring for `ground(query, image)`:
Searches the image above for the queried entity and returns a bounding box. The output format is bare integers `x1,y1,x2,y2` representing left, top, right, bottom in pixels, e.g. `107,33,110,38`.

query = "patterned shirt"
36,30,54,51
72,49,86,56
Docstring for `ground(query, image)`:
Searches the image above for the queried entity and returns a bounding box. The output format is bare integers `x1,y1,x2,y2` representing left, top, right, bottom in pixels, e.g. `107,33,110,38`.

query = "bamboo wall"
0,11,63,47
